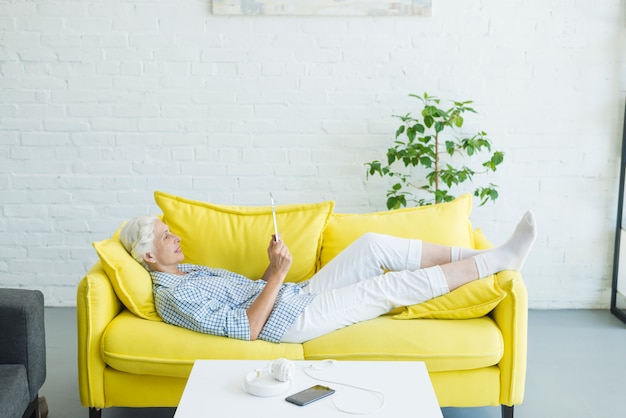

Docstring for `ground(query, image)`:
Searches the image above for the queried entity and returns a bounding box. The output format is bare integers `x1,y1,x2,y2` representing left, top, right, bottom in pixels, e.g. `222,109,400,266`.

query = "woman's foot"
473,211,537,277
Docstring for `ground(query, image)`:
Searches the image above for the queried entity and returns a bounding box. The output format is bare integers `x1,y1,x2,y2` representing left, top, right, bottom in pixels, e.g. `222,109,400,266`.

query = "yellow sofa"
77,192,527,418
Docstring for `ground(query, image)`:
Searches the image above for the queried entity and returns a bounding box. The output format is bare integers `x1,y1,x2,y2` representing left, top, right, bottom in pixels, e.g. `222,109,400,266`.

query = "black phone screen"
285,385,335,406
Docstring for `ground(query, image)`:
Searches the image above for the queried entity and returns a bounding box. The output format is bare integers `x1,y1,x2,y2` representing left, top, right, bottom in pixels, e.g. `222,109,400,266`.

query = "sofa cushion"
392,274,506,319
303,315,503,372
154,191,334,282
93,232,162,321
102,310,304,378
101,312,502,377
320,194,474,266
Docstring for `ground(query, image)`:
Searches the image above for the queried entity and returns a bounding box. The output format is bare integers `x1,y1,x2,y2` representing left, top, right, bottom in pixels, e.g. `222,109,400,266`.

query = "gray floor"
41,308,626,418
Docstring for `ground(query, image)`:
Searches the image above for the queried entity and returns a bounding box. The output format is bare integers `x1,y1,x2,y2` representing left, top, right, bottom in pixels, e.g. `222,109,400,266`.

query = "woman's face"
145,219,185,271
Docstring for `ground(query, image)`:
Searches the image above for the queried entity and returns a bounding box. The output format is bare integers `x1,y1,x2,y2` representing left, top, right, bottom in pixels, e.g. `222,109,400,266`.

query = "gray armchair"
0,288,46,418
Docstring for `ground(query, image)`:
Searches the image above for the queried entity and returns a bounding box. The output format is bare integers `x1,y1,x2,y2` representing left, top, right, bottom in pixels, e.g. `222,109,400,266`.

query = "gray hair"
119,215,159,271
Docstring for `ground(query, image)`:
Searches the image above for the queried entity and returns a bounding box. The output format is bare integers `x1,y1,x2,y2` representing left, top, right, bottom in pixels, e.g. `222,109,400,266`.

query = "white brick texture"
0,0,625,307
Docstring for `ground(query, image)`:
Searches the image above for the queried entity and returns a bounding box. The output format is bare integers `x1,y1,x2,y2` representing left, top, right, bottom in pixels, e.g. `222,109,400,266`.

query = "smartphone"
285,385,335,406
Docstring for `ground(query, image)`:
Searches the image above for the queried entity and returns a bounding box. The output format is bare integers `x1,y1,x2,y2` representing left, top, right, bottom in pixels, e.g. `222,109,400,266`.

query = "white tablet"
270,192,280,242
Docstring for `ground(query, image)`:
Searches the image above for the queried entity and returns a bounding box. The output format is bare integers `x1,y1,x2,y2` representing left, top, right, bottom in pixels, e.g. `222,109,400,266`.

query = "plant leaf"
406,126,416,141
445,140,455,155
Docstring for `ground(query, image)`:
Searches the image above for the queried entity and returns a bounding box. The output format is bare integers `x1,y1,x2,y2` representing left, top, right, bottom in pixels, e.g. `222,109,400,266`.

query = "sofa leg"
89,407,102,418
501,405,514,418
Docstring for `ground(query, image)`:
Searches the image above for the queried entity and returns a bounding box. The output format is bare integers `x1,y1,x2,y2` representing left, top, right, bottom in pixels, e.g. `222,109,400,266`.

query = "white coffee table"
174,360,443,418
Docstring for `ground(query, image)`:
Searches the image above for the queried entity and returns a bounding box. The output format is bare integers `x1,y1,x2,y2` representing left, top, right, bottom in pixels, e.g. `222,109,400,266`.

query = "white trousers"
281,232,450,343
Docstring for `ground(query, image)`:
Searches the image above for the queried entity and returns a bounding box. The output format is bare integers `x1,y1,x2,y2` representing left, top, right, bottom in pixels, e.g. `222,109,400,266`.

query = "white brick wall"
1,0,625,307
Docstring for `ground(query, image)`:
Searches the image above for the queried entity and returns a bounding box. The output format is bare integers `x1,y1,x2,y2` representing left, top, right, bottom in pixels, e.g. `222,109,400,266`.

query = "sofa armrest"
474,227,528,406
76,262,124,408
491,270,528,406
0,288,46,401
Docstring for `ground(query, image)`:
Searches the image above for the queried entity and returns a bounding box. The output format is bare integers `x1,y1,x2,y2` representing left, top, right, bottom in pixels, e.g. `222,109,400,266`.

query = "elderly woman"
120,212,536,344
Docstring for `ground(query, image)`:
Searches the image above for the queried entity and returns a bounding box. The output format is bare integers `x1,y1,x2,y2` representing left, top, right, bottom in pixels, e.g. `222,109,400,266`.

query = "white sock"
450,246,484,262
473,211,537,278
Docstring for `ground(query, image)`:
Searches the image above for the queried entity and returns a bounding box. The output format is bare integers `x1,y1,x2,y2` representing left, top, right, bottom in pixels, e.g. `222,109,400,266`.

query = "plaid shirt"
151,264,315,343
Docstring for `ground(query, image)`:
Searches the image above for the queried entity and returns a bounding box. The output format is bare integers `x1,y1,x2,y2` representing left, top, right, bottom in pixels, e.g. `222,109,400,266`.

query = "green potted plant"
365,92,504,209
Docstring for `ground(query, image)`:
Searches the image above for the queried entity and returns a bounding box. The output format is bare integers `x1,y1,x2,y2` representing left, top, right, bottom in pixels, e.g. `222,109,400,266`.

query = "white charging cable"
302,360,386,415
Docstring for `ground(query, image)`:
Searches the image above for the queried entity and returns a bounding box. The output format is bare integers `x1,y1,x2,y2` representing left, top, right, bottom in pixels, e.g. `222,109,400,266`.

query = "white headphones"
243,358,295,397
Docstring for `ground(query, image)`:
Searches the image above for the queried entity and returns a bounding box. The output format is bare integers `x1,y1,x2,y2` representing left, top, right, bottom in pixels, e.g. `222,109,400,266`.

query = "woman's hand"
247,237,293,341
265,236,292,281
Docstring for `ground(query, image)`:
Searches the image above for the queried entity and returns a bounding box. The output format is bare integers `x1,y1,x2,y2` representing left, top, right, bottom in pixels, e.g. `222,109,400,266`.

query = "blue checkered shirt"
151,264,315,343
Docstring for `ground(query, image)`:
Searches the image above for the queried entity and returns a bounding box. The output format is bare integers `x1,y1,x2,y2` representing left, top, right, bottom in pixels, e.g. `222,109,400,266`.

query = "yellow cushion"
92,230,162,321
473,227,493,250
320,194,474,266
154,191,334,282
303,315,503,371
102,310,304,378
392,275,506,319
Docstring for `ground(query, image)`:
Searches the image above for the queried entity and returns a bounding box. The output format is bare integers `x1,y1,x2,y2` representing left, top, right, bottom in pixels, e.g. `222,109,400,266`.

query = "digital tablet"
270,192,280,242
